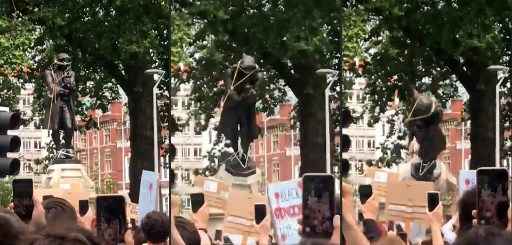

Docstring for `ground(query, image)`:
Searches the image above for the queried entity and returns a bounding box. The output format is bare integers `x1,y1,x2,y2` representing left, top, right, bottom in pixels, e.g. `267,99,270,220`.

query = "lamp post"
487,65,509,167
316,69,338,174
264,116,281,182
144,68,165,211
96,110,102,190
118,86,128,192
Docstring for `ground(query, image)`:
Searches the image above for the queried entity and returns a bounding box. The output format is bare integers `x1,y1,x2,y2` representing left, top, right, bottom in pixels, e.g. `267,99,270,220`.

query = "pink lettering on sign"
273,204,302,221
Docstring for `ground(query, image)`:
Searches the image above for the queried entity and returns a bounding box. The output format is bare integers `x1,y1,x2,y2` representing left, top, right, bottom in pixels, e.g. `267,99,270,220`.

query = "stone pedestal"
216,165,260,194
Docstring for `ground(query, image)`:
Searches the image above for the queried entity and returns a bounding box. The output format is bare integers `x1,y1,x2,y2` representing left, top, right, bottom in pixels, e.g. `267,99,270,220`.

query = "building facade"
13,83,51,177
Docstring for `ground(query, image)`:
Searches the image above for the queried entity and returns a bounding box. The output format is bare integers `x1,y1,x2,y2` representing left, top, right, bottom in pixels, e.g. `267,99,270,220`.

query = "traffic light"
0,111,21,178
339,107,353,177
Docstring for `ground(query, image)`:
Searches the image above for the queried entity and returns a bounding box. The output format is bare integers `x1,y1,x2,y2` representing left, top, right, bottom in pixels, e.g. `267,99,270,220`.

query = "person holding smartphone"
426,192,444,245
191,199,212,245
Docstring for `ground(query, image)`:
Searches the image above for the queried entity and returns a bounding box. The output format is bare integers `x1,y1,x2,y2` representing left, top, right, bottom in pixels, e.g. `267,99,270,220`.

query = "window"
105,150,112,172
23,140,31,150
182,196,191,210
271,133,278,152
104,129,111,144
92,135,97,146
81,137,86,148
272,163,280,181
163,195,169,215
171,98,179,109
259,141,264,154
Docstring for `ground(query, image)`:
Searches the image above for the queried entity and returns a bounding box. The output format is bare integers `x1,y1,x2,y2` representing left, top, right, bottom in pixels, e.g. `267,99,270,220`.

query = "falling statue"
217,54,261,177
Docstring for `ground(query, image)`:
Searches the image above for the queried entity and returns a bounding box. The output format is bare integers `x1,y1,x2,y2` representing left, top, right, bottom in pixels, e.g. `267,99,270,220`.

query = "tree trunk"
124,64,156,203
468,72,497,169
295,81,327,176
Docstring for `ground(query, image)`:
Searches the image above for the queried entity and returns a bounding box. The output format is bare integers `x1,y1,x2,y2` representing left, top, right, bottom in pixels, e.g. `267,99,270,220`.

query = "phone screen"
427,192,440,212
214,229,223,241
302,174,335,239
190,193,205,213
254,204,266,225
96,195,127,245
12,178,34,222
358,185,373,205
477,168,510,229
79,199,89,217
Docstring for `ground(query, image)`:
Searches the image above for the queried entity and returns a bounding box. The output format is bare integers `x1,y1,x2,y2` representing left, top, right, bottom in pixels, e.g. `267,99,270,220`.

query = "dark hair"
0,208,28,245
174,216,200,245
453,225,512,245
43,197,78,226
133,226,147,245
23,224,101,245
363,219,383,242
141,211,170,243
457,187,477,236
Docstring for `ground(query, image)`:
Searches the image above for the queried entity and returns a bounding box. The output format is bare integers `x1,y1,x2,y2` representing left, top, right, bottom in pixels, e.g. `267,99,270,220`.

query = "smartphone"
214,229,223,241
12,178,34,222
476,167,510,229
42,195,53,201
427,191,440,212
190,193,205,213
130,218,136,229
254,203,266,225
302,174,335,239
387,221,395,232
96,195,128,245
79,199,89,217
397,231,408,244
358,184,373,205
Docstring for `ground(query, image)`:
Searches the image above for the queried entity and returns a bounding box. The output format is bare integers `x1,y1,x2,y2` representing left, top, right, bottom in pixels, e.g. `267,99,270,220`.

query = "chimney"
450,99,464,113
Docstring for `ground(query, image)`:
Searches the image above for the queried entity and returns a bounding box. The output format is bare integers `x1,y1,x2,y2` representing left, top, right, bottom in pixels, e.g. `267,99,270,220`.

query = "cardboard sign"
223,189,264,245
267,179,302,245
458,170,476,195
138,170,158,223
386,180,435,222
193,176,229,211
365,168,399,202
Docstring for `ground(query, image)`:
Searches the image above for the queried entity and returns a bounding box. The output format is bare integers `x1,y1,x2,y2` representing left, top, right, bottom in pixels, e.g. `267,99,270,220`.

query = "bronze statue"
43,53,77,159
217,54,261,177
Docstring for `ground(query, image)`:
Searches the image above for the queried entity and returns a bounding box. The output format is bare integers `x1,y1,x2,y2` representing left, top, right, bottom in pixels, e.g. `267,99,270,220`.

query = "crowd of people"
170,180,512,245
0,196,170,245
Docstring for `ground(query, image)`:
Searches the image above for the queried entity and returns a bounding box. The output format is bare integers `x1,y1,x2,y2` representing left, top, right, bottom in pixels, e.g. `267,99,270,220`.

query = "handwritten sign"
138,170,157,224
458,170,476,195
204,180,218,193
267,179,302,245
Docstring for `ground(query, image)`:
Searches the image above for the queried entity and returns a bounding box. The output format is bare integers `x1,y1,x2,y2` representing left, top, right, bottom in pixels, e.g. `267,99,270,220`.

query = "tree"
0,177,13,208
22,1,169,202
358,1,512,169
0,5,39,109
174,0,341,175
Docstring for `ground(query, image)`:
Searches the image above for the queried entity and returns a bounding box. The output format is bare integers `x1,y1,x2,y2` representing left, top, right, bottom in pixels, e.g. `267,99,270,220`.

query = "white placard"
374,171,389,183
203,180,218,193
226,234,243,244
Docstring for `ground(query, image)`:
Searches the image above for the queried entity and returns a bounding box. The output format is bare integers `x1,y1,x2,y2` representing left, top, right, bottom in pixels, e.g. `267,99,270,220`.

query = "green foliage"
357,1,511,122
0,177,13,208
0,15,38,109
32,141,57,175
174,0,340,126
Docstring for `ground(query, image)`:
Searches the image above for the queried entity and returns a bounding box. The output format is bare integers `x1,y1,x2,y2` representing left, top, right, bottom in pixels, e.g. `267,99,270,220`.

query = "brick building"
439,99,471,177
74,101,172,213
74,101,130,191
250,103,300,183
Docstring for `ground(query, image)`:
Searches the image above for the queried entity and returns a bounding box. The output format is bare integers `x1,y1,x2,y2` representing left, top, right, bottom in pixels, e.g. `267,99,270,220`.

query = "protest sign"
267,179,302,245
365,168,399,202
138,170,157,224
193,176,229,211
458,170,476,195
386,180,434,228
223,189,263,245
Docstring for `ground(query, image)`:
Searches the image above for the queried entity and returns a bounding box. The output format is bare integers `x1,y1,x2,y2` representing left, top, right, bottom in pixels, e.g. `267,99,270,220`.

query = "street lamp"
264,115,281,182
316,68,338,174
118,86,128,192
487,65,509,167
144,68,165,211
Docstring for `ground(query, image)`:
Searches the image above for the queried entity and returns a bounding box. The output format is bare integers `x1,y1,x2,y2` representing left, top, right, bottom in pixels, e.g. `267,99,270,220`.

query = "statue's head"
230,54,260,86
54,53,71,70
405,90,446,181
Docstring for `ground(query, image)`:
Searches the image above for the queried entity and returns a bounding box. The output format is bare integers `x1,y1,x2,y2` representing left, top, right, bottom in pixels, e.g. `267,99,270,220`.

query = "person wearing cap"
43,53,77,157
